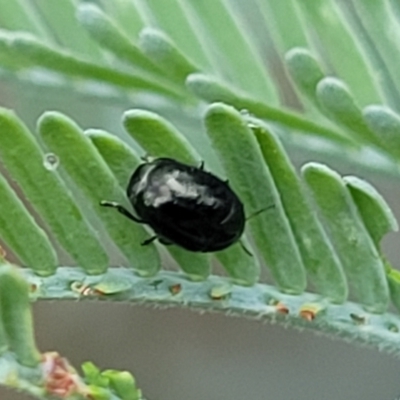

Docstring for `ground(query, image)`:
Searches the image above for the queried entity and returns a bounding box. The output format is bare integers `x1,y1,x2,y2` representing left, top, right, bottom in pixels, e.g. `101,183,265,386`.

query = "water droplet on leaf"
43,153,59,171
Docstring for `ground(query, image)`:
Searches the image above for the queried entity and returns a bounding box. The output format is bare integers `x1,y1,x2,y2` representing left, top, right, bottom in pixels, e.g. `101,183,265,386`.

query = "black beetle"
100,157,246,252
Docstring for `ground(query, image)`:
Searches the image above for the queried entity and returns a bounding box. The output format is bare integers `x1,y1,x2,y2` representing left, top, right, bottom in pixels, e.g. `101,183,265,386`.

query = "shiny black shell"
127,158,245,252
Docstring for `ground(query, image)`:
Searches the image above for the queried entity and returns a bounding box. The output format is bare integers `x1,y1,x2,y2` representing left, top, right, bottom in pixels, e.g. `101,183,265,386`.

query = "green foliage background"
1,0,400,399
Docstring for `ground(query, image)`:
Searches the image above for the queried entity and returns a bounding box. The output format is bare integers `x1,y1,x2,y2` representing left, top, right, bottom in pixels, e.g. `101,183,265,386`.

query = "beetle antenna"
100,200,146,224
246,204,275,221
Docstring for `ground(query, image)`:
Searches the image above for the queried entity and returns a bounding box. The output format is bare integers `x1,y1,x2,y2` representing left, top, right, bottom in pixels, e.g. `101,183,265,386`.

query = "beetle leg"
159,237,172,245
239,240,253,257
141,235,158,246
198,160,205,170
100,201,146,223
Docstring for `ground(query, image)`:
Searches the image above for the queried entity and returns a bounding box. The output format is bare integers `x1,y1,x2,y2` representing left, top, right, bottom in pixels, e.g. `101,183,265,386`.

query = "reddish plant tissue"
275,302,289,314
42,352,84,398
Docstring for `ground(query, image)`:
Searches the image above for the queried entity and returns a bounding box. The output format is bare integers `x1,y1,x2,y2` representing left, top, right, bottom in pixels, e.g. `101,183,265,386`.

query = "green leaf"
205,103,306,294
37,111,161,277
102,370,141,400
86,129,142,189
0,0,50,39
253,124,347,303
349,0,400,107
77,4,167,79
138,0,213,69
344,175,398,248
139,27,199,83
316,77,382,146
98,0,145,38
363,105,400,159
86,386,112,400
285,48,325,104
255,0,308,51
183,0,277,101
0,264,40,367
387,267,400,313
0,108,108,275
295,0,383,105
32,0,104,59
186,73,353,147
123,109,199,164
1,3,400,396
0,30,184,99
82,361,102,384
302,163,389,313
0,173,57,275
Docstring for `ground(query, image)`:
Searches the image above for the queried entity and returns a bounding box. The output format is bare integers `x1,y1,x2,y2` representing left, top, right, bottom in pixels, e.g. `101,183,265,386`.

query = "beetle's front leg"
100,201,146,224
